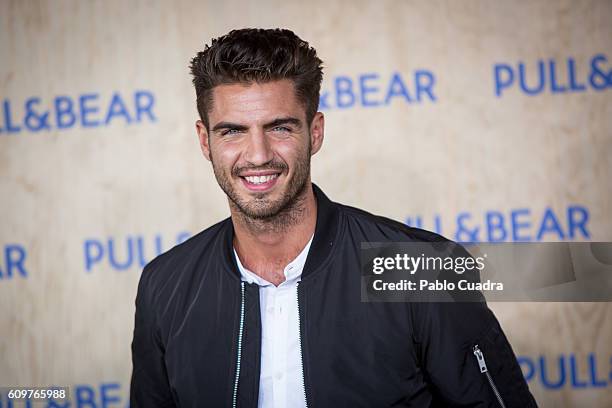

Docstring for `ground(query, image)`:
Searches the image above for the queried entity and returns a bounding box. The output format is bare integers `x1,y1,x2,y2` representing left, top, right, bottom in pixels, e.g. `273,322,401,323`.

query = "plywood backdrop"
1,0,611,406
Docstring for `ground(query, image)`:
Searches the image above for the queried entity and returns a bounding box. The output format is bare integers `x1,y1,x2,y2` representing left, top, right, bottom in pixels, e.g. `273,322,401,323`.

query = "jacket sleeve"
130,263,176,407
412,301,538,407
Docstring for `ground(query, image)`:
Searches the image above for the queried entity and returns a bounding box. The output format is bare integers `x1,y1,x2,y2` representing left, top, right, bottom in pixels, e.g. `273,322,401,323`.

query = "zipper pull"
473,345,507,408
473,345,488,373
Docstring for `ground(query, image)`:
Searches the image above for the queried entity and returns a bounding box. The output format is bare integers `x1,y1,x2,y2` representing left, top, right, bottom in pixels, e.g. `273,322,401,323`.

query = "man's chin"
231,188,296,220
236,183,278,200
223,173,310,222
235,200,286,220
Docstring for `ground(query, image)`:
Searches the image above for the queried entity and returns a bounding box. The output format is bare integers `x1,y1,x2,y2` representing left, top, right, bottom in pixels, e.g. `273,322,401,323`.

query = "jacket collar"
222,183,340,281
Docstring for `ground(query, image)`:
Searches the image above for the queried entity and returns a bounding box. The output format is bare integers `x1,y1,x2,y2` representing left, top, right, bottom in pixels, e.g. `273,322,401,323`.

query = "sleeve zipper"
473,344,507,408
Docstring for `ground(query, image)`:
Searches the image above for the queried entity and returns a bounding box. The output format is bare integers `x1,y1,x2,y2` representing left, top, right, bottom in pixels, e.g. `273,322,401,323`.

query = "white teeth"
244,174,278,184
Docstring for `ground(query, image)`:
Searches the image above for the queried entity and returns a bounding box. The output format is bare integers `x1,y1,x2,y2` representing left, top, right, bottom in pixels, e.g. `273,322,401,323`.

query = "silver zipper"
296,282,309,407
232,282,246,408
473,345,506,408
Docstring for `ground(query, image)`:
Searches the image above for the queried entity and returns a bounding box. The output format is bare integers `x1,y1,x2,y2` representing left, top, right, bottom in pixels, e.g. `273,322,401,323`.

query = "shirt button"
275,372,283,380
267,307,274,314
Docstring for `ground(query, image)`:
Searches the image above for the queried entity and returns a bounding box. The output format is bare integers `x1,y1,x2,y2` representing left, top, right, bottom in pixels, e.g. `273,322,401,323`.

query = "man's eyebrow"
264,117,303,129
211,117,303,133
211,122,249,132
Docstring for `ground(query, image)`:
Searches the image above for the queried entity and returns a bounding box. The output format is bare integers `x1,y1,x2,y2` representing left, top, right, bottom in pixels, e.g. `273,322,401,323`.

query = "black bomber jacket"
130,184,538,407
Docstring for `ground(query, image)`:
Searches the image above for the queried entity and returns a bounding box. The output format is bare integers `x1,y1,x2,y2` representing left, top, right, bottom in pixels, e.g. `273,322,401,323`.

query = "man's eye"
221,129,241,136
271,126,291,133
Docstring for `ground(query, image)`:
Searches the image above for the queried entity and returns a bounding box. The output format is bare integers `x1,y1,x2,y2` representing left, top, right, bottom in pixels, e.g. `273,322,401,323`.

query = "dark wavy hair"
189,28,323,130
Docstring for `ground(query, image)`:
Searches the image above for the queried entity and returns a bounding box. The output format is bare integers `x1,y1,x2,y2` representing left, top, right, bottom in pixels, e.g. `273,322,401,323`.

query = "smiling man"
199,79,321,287
130,28,537,407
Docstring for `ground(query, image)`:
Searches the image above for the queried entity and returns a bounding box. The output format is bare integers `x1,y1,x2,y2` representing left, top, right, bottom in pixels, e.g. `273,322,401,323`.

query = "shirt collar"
234,234,314,287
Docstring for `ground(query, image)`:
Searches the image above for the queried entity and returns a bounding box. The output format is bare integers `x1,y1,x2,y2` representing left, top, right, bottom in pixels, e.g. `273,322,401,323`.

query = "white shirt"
233,235,313,408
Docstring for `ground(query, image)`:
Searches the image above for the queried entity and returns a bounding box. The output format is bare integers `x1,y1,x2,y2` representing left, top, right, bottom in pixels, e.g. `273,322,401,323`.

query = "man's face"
196,79,324,220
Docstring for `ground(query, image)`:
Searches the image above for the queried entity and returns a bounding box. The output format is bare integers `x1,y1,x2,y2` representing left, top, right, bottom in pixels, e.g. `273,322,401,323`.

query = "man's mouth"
243,174,279,185
239,172,281,191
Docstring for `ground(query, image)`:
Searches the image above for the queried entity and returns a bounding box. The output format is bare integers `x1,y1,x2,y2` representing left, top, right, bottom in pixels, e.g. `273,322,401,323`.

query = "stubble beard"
210,141,312,234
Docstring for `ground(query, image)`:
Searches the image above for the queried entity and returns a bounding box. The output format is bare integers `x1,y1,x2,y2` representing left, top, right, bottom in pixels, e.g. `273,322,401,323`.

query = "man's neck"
231,184,317,286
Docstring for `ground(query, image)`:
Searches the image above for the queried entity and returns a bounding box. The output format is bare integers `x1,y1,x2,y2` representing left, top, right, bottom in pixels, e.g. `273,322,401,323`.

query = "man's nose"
243,130,274,166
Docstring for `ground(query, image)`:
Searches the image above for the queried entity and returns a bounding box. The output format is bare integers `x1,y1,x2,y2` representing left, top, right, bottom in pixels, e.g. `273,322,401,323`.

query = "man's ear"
309,112,325,155
196,120,212,161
